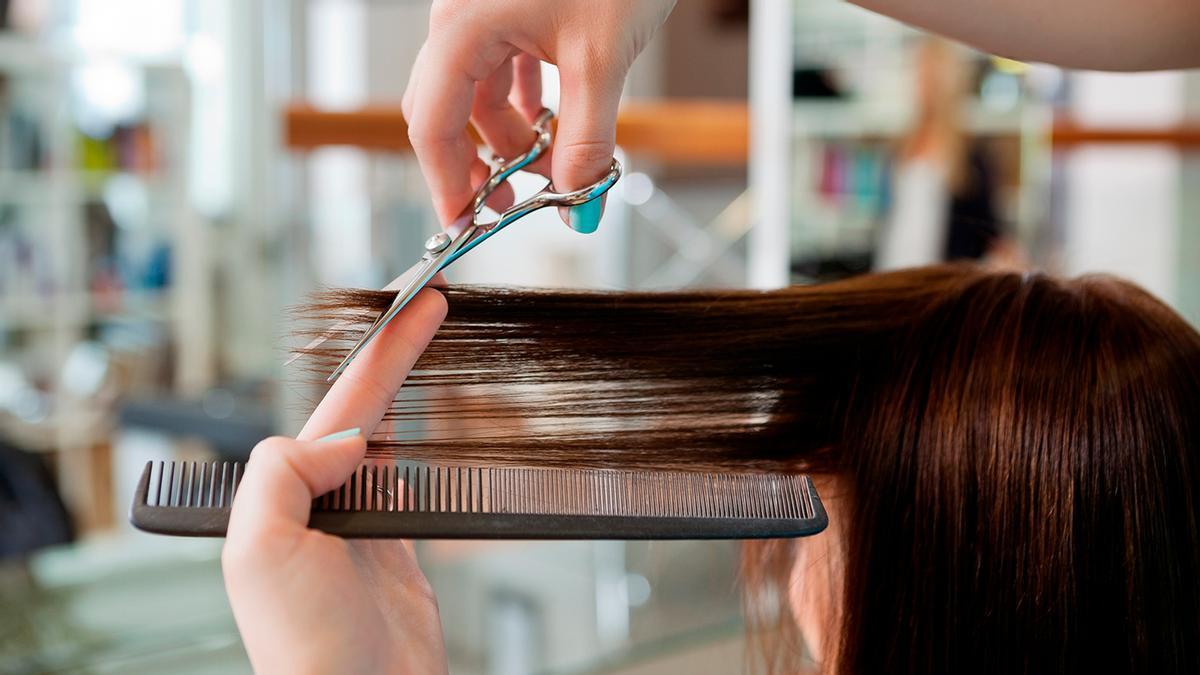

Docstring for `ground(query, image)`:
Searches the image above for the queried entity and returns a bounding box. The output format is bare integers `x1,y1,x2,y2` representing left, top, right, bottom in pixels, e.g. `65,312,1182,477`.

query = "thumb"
228,431,366,536
551,56,624,225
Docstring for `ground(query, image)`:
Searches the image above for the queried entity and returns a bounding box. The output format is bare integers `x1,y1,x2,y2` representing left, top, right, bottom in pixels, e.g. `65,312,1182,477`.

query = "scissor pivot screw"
425,232,451,253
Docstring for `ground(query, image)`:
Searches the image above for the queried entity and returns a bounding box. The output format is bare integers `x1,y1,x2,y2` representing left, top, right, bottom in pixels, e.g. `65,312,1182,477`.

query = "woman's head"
300,264,1200,673
818,269,1200,673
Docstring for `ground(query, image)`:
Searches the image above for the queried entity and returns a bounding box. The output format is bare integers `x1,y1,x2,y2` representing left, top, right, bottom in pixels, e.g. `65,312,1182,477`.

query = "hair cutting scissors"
325,109,622,381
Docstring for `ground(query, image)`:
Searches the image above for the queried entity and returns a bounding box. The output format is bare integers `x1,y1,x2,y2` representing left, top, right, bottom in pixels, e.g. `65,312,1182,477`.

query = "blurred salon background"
1,1,1197,673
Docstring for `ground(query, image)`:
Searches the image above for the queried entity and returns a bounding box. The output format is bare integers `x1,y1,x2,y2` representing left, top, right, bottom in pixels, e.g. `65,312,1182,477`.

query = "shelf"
1049,121,1200,149
0,31,203,545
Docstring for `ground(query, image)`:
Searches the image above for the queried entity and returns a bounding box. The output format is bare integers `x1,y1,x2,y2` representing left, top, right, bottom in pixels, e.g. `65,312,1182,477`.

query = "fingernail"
318,427,360,442
566,196,604,234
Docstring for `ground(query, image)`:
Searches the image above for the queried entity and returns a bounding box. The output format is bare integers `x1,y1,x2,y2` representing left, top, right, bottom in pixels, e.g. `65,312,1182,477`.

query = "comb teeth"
141,460,242,508
306,464,815,519
131,461,827,540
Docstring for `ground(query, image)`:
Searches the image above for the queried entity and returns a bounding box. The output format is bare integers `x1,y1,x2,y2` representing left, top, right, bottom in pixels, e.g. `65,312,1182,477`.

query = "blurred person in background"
876,37,1014,271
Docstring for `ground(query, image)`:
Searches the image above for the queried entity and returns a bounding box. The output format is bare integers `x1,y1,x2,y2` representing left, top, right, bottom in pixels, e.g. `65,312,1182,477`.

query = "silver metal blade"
325,223,479,382
283,259,430,367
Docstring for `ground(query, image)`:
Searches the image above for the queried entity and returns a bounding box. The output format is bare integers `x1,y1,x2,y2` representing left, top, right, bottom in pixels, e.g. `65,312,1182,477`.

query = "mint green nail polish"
318,427,360,442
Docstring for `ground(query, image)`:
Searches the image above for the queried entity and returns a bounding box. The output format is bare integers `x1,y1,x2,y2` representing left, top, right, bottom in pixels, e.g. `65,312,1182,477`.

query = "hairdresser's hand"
402,0,675,225
222,289,449,674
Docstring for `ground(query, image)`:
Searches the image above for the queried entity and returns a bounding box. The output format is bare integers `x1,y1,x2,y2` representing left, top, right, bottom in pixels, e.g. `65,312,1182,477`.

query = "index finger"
299,288,448,441
226,289,447,541
404,34,508,225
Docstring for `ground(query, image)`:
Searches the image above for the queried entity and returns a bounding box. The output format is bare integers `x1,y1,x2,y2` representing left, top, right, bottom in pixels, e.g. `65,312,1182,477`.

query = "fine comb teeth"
130,461,828,540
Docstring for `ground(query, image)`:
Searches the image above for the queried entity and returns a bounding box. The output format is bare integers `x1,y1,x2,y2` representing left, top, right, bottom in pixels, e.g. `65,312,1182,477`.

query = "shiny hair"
298,264,1200,673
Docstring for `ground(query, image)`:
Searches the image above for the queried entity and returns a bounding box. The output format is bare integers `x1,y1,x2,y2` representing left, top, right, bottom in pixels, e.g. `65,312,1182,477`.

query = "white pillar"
1063,72,1184,304
748,0,793,289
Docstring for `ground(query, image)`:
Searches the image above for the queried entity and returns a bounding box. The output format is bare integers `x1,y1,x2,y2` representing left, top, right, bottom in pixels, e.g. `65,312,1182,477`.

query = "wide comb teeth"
131,461,827,540
139,460,241,509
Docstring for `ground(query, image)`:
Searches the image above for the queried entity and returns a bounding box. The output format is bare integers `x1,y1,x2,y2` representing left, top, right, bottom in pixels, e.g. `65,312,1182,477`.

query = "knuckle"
249,436,293,462
563,39,625,82
556,140,615,181
335,368,398,410
406,120,458,151
405,120,432,147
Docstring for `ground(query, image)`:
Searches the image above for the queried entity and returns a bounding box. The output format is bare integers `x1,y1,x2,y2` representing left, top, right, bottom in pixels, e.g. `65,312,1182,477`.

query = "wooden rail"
1048,121,1200,148
284,100,749,165
283,100,1200,163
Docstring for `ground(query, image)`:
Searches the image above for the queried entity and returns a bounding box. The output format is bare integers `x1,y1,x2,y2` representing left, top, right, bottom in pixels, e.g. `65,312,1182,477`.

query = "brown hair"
298,264,1200,674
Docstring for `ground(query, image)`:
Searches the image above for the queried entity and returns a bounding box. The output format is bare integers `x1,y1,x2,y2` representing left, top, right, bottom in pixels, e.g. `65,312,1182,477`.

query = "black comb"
130,460,828,540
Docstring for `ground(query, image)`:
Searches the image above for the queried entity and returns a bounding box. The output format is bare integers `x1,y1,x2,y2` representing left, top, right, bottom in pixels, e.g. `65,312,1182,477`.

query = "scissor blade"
326,221,482,381
325,261,443,382
283,260,432,367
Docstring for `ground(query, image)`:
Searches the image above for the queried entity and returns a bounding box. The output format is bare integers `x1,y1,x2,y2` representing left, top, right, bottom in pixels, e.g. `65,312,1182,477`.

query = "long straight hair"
298,264,1200,674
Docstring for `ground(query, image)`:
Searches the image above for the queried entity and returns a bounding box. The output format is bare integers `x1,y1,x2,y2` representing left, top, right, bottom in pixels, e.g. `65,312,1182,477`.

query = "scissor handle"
470,109,555,216
325,111,622,382
444,157,623,266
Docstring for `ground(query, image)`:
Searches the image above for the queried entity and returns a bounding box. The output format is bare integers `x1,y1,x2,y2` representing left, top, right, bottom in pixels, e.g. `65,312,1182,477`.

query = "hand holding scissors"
322,109,621,381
